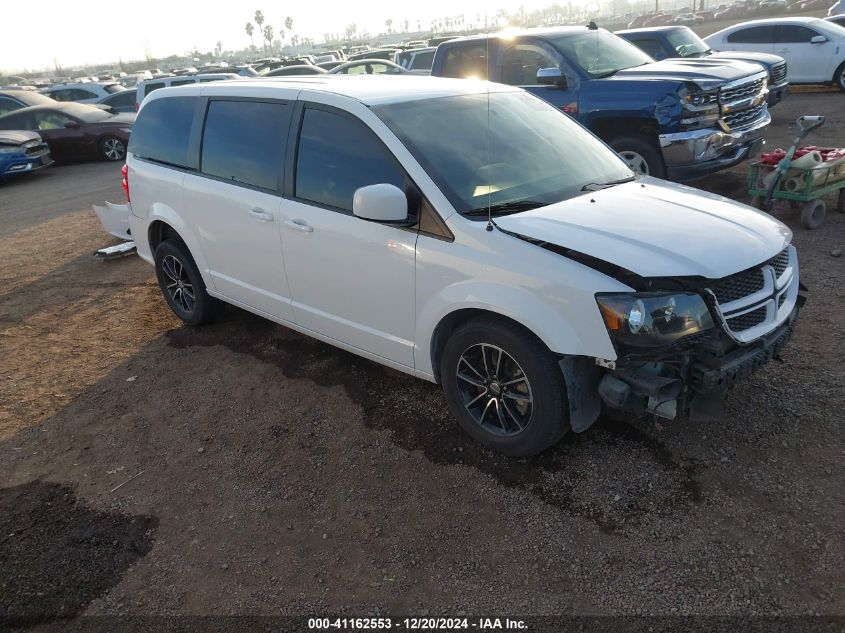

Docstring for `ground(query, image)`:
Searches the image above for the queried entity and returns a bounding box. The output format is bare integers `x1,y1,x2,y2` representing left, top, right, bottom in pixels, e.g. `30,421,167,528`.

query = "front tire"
440,317,569,457
99,136,126,161
610,135,666,178
154,240,221,325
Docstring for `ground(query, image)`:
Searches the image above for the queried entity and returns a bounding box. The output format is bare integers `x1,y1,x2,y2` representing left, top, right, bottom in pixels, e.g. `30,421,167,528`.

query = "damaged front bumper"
659,111,770,181
596,304,800,422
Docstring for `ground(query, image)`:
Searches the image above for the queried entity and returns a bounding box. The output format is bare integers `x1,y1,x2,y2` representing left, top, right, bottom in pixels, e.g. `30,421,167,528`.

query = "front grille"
768,247,789,277
720,78,766,104
709,268,765,304
727,306,767,332
770,62,787,85
723,103,766,130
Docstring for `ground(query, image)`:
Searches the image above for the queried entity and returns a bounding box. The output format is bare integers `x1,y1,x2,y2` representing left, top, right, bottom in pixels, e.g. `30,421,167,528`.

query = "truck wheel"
440,317,569,457
154,240,221,325
610,136,666,178
800,199,826,230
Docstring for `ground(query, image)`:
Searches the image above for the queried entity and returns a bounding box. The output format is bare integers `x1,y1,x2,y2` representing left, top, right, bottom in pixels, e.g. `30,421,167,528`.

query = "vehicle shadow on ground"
0,481,156,628
167,308,705,535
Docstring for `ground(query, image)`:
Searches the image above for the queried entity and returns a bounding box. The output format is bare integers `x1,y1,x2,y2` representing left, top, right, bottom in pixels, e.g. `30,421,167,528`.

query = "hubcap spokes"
619,150,649,175
457,343,533,437
104,139,124,160
162,255,194,313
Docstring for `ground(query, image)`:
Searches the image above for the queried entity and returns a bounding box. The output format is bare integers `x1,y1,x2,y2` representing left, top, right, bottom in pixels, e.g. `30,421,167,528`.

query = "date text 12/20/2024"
308,617,528,630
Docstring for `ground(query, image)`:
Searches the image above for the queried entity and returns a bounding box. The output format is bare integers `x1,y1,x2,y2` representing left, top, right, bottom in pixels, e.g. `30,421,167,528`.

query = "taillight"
121,163,130,202
560,102,578,114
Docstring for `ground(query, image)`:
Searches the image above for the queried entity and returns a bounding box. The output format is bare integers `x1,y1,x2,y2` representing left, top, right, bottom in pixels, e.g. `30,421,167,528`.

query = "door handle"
249,207,274,222
284,219,314,233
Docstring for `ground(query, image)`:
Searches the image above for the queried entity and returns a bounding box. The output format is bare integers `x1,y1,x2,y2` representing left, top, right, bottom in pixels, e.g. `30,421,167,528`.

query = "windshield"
373,91,633,215
665,28,711,56
549,30,653,77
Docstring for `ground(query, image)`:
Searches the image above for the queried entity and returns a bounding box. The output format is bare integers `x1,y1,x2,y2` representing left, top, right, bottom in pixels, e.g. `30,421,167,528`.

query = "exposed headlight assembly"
596,292,715,348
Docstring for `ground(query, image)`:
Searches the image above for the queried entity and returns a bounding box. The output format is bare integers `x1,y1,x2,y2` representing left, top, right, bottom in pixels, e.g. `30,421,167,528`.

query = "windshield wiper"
464,200,546,217
581,176,637,192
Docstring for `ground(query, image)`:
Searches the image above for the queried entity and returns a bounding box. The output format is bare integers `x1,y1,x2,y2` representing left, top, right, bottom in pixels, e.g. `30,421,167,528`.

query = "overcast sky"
1,0,550,73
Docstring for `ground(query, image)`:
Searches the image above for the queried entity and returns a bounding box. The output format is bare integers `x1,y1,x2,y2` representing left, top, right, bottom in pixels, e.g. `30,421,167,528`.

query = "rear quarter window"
129,96,197,169
144,82,165,97
440,44,489,79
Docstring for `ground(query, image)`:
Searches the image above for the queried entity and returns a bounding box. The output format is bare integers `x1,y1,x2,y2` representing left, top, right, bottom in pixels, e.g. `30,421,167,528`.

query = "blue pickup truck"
430,26,771,180
616,25,788,107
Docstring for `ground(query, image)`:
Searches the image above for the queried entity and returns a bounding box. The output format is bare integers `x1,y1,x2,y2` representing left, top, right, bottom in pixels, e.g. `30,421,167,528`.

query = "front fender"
414,280,618,378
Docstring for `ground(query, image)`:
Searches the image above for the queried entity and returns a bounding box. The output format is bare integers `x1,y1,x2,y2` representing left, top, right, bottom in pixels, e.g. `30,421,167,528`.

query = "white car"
123,77,802,456
704,17,845,89
39,82,126,104
829,0,844,15
135,74,240,110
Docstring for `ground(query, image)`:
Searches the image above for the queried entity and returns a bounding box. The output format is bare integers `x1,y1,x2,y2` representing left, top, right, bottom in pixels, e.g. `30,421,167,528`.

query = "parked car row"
4,17,841,183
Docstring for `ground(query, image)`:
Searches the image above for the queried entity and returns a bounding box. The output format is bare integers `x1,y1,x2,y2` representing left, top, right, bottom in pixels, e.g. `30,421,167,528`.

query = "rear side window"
107,91,136,106
440,44,488,79
171,79,195,87
295,108,405,212
772,25,819,43
0,97,22,116
104,84,123,94
410,50,435,70
129,96,196,168
201,100,291,190
727,26,774,43
144,82,165,96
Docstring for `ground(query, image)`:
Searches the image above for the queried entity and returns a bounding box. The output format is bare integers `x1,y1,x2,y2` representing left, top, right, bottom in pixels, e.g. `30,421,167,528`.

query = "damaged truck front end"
575,245,804,427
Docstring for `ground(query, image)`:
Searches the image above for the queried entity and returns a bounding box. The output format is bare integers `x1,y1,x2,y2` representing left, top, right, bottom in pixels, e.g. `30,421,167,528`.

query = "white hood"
495,178,792,279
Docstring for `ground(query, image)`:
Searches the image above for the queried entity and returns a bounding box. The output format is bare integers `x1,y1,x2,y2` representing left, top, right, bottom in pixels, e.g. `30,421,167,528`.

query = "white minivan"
125,76,802,456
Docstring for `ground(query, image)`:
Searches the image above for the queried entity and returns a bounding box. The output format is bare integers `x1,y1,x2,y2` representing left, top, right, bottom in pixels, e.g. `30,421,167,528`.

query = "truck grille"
706,246,798,342
723,103,766,130
719,77,766,104
770,62,787,85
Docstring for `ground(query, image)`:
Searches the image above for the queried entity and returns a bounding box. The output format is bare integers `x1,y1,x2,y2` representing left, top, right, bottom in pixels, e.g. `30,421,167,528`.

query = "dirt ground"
0,93,843,629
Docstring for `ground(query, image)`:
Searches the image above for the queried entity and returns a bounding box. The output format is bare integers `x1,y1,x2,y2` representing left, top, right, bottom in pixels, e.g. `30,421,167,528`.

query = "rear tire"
154,240,221,325
610,135,666,179
800,199,826,230
834,62,845,93
99,136,126,161
440,317,569,457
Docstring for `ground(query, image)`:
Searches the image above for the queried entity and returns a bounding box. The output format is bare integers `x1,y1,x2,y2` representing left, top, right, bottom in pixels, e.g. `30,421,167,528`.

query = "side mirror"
810,35,828,44
537,67,567,88
64,121,80,129
352,184,408,223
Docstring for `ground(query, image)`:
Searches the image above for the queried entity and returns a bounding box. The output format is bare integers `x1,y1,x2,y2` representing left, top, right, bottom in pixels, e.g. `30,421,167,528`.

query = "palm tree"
245,22,255,49
386,18,393,33
263,25,273,52
254,10,264,34
285,16,293,31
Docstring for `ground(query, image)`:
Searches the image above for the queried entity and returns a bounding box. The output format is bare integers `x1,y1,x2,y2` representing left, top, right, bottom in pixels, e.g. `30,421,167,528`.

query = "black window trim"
196,95,294,195
285,100,422,224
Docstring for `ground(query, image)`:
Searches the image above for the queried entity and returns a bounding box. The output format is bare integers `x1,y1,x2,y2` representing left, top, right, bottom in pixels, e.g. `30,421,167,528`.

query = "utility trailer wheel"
800,198,826,230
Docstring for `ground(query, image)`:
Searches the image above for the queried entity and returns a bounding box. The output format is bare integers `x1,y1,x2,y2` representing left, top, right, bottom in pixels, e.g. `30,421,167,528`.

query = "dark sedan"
0,102,134,162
